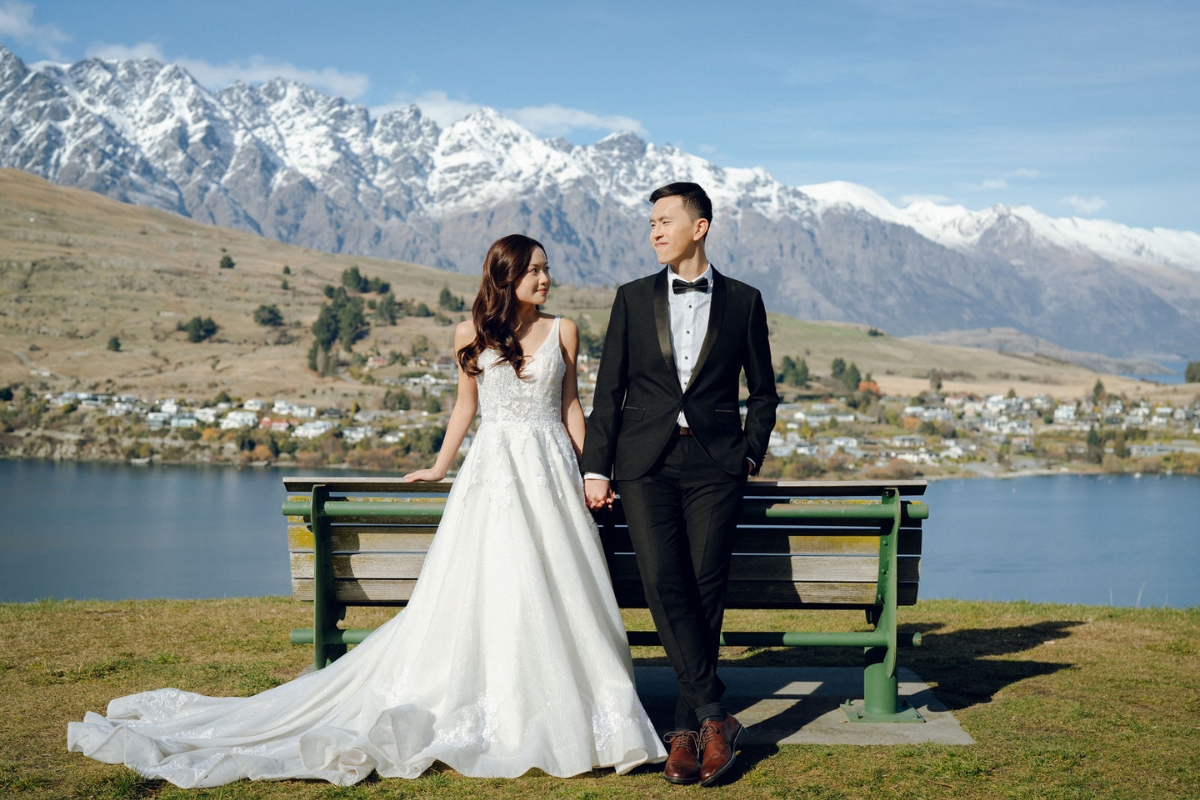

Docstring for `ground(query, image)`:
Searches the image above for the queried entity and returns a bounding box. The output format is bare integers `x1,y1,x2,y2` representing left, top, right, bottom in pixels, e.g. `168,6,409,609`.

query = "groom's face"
649,196,707,266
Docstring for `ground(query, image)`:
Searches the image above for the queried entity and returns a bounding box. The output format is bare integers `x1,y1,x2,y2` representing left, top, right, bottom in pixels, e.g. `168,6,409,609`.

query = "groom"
582,182,777,786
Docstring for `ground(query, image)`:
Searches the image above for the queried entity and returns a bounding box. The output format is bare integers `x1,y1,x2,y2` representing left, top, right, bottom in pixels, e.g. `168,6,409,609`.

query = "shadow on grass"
631,618,1085,732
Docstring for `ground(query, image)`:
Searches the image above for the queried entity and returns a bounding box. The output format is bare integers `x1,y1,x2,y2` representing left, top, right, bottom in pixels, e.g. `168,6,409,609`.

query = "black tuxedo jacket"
582,267,778,481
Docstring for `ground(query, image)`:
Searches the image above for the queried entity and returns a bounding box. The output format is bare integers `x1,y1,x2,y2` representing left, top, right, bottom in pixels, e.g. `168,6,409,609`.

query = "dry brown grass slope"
0,168,1184,406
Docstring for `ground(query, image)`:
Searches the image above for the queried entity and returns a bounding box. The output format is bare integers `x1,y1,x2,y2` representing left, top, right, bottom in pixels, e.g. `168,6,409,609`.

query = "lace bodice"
476,316,564,427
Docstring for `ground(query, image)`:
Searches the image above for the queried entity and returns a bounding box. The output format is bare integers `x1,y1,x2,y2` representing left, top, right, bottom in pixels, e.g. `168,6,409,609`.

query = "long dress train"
67,316,666,787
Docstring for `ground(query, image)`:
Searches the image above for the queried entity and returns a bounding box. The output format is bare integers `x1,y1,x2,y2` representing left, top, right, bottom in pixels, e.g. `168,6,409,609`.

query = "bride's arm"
403,321,479,482
559,318,586,461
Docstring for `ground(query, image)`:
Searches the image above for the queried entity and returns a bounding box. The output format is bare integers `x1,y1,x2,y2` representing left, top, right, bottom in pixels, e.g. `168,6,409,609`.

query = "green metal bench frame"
282,478,929,723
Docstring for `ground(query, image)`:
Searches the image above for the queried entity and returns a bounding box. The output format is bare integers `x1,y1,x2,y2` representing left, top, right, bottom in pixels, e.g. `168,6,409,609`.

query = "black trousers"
617,434,747,731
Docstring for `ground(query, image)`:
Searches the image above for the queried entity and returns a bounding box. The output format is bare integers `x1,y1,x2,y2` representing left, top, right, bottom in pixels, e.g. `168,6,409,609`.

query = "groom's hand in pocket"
584,478,614,510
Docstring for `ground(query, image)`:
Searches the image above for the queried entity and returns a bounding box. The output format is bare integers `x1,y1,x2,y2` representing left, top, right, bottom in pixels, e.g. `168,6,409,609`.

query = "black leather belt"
676,426,693,437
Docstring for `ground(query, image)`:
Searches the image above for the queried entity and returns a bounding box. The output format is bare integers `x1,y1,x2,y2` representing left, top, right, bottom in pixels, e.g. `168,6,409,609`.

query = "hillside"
0,169,1189,407
3,46,1199,359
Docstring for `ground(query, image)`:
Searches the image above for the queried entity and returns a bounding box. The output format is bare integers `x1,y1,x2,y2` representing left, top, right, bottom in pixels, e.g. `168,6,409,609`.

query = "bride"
67,234,666,787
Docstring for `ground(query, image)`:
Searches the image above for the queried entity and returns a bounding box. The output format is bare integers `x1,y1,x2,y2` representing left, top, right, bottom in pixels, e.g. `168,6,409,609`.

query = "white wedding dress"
67,316,666,787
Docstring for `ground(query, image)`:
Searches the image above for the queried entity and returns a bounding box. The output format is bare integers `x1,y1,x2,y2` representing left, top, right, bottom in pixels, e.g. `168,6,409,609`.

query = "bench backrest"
284,479,926,610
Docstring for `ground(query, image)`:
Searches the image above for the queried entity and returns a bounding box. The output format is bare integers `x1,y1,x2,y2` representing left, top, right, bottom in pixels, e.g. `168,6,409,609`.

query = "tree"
383,389,411,411
411,334,432,358
253,304,284,327
438,286,465,312
929,369,943,392
404,300,433,317
218,254,235,269
281,278,289,290
106,336,121,352
1085,426,1104,464
1185,361,1199,383
374,292,399,325
425,395,442,414
342,266,366,292
282,265,290,275
578,327,606,359
1093,378,1106,403
843,361,862,392
177,316,218,342
335,296,367,350
341,266,390,294
831,357,846,380
776,356,809,388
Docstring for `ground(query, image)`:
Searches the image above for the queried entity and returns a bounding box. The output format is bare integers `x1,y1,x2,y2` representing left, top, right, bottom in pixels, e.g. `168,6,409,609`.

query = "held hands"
403,466,447,483
583,478,615,511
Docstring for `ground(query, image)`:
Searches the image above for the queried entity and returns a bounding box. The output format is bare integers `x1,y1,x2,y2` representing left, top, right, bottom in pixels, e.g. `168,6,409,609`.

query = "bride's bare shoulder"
454,320,477,348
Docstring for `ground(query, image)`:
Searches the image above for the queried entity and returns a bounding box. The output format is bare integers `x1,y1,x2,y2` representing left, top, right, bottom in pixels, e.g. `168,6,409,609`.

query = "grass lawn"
0,597,1196,799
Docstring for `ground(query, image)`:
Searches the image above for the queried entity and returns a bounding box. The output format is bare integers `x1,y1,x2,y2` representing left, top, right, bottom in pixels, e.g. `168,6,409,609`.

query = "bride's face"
514,248,550,307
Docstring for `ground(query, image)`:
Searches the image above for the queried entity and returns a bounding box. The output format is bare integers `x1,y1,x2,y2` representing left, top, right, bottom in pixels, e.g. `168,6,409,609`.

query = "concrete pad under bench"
634,666,974,746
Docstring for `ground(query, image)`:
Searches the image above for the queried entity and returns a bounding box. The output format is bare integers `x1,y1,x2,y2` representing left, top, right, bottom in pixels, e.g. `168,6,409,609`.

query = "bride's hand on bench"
403,467,446,482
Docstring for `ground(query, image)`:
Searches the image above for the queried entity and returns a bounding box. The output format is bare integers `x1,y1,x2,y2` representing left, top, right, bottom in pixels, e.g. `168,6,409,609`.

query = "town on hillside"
3,353,1198,479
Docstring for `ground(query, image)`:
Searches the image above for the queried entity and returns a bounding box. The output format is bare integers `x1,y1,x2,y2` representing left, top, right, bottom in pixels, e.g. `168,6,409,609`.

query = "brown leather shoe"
662,730,701,785
698,714,744,786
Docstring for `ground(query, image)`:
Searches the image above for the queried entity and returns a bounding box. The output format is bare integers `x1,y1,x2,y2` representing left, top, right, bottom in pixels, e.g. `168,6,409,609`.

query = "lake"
1,460,1196,608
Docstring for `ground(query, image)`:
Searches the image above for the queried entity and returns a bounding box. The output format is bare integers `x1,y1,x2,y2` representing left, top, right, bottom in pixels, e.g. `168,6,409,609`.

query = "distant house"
243,399,266,411
292,420,336,440
194,408,218,424
342,426,375,444
220,410,258,430
146,411,171,429
1053,405,1077,424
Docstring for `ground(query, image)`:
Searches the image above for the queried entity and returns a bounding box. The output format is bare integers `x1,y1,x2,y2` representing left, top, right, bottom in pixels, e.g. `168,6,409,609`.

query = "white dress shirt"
668,264,713,427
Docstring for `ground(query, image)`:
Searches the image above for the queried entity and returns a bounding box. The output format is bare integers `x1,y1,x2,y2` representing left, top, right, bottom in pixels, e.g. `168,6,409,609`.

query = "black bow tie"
672,277,709,295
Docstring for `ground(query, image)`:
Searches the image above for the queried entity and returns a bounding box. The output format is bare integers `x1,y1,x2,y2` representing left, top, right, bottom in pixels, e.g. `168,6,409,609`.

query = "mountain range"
2,45,1198,359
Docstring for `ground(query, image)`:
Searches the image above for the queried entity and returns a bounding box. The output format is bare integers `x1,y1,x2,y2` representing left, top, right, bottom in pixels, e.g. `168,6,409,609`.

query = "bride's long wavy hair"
457,234,547,379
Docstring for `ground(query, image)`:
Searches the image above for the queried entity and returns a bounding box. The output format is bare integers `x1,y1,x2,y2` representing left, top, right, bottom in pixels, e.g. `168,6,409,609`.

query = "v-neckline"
518,317,558,362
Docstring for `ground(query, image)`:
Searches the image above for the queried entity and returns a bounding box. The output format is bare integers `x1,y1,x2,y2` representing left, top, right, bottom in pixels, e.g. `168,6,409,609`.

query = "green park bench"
281,477,930,723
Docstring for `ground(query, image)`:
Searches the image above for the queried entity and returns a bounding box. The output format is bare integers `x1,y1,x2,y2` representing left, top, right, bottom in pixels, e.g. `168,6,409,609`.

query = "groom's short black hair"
649,182,713,227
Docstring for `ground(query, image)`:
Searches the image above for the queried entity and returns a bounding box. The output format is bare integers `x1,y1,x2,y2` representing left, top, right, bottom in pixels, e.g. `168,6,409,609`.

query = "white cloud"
697,143,718,155
900,193,953,206
507,104,646,137
86,41,369,99
371,90,482,127
0,0,68,59
1061,195,1107,215
86,41,165,61
372,91,645,137
178,55,369,99
966,178,1008,190
1007,167,1041,179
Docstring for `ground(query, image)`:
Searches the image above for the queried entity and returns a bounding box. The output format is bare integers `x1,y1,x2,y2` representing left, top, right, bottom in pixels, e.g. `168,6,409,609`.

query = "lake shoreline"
0,450,1177,483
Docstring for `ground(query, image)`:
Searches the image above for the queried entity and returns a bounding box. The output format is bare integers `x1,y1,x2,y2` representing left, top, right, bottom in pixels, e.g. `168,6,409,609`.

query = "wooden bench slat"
613,580,920,608
289,527,438,552
600,528,922,555
288,526,922,557
290,552,920,585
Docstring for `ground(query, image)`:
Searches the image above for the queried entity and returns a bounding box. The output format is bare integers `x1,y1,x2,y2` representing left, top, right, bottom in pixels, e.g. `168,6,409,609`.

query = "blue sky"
2,0,1197,231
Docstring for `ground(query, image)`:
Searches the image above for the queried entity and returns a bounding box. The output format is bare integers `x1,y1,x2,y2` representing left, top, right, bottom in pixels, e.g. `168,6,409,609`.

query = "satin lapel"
652,268,678,380
685,268,726,394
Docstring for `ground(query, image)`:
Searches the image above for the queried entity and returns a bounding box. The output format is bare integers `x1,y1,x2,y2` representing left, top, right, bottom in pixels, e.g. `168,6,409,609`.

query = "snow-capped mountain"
2,45,1198,358
801,181,1200,275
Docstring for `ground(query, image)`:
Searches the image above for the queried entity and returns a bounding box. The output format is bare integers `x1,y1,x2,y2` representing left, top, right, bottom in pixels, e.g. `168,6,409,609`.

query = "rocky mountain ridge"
2,45,1198,358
